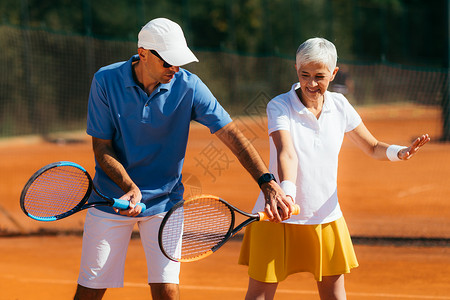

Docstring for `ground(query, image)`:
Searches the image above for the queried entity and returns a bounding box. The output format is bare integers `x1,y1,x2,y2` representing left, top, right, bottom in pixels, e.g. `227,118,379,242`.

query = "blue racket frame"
20,161,146,222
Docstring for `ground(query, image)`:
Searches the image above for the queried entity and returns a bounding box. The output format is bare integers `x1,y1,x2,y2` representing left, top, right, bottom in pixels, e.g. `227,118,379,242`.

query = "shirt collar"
122,54,172,92
123,55,139,88
322,93,335,113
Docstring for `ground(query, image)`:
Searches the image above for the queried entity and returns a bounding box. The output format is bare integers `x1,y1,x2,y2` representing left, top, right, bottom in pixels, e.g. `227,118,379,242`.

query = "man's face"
140,49,180,84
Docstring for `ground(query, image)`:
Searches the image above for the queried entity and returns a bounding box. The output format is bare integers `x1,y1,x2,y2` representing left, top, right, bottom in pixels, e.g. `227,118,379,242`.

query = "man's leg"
245,277,278,300
150,283,180,300
73,284,106,300
76,209,136,298
139,213,181,299
316,274,346,300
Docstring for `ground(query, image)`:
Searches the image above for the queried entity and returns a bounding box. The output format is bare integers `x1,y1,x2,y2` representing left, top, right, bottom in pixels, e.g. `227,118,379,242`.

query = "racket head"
20,161,93,221
158,194,235,262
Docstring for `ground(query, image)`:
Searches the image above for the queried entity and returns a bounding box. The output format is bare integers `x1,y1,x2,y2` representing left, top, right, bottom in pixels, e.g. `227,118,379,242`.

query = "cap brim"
158,47,199,67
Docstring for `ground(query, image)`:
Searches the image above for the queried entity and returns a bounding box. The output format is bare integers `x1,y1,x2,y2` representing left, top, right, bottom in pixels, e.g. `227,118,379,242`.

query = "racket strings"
161,197,233,261
23,166,90,217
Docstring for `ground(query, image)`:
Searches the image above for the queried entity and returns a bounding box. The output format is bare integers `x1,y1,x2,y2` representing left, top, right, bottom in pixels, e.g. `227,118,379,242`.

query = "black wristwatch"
257,173,276,187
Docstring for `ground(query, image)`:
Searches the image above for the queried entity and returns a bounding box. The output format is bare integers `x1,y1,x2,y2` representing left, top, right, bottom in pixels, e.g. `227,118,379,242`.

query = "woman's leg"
316,274,346,300
245,277,278,300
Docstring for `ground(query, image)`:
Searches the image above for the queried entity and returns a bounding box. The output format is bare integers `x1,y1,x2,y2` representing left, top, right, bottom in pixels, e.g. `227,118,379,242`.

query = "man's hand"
261,180,296,222
115,186,143,217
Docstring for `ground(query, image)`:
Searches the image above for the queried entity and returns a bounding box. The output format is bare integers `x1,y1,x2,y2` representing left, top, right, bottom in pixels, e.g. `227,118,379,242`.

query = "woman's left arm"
345,122,430,161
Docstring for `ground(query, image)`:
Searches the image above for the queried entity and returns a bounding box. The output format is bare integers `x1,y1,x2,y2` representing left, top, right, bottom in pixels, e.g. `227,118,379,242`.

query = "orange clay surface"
1,104,449,299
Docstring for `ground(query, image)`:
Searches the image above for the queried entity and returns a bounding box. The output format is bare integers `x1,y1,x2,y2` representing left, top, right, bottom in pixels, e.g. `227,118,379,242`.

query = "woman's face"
296,62,338,104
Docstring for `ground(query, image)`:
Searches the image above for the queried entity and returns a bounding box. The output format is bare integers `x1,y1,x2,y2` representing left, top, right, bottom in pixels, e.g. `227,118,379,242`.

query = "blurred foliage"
0,0,447,67
0,0,449,137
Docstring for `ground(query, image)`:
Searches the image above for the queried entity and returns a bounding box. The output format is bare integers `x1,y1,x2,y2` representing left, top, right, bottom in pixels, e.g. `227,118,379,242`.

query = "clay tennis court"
1,104,450,299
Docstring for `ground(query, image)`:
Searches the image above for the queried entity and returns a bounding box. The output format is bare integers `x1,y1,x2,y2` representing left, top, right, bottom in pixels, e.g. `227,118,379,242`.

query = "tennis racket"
158,194,300,262
20,161,146,222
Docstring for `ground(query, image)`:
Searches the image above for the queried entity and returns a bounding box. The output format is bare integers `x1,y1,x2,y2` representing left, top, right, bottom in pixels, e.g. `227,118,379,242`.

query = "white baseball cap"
138,18,199,66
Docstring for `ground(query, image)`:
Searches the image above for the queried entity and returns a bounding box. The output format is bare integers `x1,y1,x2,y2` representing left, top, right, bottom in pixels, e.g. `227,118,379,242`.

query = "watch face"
258,173,275,187
263,174,272,181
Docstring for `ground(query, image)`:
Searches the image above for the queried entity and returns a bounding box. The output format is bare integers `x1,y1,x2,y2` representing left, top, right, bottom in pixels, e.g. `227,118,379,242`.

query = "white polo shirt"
253,83,362,224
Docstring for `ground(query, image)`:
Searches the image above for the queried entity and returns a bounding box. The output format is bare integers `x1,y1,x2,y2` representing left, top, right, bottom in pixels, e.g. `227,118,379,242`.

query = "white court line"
8,276,450,299
397,184,435,198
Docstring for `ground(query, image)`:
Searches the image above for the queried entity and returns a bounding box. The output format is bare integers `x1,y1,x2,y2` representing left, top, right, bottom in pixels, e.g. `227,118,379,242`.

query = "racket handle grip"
258,204,300,221
136,202,147,210
113,199,147,211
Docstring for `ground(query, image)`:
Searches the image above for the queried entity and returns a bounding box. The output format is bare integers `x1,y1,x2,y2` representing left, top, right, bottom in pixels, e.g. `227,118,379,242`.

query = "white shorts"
77,208,180,289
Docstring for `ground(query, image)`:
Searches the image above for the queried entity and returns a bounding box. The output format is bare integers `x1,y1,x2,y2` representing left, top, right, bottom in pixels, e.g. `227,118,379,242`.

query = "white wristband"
280,180,297,199
386,145,407,161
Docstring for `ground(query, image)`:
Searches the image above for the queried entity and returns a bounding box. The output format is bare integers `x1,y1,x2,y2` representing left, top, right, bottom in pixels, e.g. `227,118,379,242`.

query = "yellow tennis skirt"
238,217,358,282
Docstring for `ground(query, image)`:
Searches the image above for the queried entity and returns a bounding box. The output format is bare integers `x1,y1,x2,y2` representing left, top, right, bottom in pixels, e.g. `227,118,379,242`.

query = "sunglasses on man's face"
150,50,173,68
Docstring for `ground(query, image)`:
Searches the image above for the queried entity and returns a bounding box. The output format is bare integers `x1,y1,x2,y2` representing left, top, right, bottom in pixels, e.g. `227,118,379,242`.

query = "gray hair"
295,38,337,73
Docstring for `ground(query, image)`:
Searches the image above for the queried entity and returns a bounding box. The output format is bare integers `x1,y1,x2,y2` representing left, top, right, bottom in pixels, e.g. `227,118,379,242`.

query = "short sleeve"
86,75,115,140
267,98,291,135
342,96,362,132
191,77,232,134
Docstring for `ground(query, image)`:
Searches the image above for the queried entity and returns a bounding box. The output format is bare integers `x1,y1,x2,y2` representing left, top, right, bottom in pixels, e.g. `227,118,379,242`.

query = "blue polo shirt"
86,55,232,216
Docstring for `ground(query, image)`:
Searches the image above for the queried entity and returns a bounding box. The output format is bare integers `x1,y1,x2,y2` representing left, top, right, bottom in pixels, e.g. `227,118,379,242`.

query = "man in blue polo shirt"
74,18,295,300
